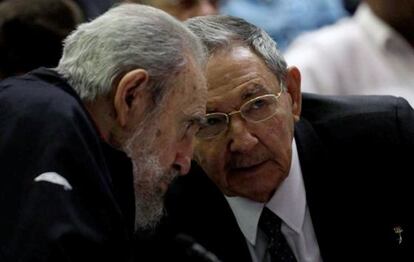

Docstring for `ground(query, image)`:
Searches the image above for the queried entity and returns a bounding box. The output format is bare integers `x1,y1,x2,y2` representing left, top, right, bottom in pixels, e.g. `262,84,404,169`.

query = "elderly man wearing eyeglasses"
136,15,414,262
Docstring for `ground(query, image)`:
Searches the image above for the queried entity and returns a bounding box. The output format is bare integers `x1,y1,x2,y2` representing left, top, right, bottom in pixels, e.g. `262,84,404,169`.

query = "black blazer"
136,94,414,262
0,69,135,262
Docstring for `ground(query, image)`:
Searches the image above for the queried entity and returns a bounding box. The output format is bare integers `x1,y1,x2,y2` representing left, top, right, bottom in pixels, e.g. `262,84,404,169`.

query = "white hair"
185,15,288,86
56,3,206,103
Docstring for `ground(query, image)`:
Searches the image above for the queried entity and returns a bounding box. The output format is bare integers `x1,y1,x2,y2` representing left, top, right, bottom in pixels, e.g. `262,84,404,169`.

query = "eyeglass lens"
197,95,279,138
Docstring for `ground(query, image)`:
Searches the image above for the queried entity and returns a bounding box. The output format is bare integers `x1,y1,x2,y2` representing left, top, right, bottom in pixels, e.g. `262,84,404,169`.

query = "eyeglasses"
196,88,284,139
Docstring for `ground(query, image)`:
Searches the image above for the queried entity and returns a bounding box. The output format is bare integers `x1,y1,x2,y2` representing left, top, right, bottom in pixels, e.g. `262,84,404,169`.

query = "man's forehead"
206,47,275,89
206,83,271,112
206,47,258,77
180,66,207,114
205,46,279,111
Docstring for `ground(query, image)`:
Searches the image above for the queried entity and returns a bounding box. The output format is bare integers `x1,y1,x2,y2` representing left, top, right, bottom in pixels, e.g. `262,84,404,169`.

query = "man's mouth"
229,160,267,173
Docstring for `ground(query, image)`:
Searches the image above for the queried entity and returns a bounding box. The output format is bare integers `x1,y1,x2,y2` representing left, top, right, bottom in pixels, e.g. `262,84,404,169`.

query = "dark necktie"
258,207,297,262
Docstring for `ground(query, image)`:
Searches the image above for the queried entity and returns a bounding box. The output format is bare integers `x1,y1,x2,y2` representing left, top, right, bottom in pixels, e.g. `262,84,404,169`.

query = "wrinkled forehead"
177,56,208,112
206,46,279,110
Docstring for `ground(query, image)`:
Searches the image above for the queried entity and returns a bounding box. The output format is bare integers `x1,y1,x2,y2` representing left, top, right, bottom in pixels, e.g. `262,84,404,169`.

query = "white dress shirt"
225,139,322,262
284,3,414,105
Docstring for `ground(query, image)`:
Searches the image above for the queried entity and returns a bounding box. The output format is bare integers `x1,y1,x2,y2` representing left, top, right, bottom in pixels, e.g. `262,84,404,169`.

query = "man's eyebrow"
206,98,219,113
206,105,215,113
193,115,206,124
206,84,268,113
241,84,267,100
185,114,206,125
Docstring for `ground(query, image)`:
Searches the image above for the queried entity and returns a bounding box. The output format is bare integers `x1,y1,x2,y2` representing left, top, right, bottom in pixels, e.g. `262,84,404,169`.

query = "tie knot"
258,207,282,239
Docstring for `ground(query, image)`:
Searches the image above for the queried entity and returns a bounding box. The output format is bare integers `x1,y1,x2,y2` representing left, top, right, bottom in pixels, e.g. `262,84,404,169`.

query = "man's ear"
113,69,150,127
285,66,302,121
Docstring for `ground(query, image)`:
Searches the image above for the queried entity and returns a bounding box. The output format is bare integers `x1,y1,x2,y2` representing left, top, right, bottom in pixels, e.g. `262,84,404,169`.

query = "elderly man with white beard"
0,3,207,262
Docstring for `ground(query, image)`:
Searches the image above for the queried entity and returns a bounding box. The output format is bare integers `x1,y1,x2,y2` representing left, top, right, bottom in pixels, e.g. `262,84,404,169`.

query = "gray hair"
56,3,206,103
185,15,287,86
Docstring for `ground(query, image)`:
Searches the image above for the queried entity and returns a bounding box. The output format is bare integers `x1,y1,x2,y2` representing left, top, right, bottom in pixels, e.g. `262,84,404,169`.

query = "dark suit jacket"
136,94,413,262
0,68,135,262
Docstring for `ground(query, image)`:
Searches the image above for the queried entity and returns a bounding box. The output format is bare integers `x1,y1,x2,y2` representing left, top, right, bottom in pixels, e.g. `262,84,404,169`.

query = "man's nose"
228,117,258,153
173,139,194,175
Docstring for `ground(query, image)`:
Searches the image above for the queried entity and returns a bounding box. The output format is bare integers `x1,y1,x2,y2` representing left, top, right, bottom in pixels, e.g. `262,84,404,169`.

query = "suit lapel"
169,164,253,262
294,118,336,261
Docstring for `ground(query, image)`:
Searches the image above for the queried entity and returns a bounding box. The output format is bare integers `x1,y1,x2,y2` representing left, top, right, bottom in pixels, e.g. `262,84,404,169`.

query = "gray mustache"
227,152,271,169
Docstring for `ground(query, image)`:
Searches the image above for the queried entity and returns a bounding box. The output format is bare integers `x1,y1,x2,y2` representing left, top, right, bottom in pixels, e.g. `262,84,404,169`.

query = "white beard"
123,120,178,231
131,152,164,230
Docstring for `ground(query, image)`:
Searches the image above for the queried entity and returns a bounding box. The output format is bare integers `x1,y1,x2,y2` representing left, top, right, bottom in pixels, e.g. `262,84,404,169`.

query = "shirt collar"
225,138,306,245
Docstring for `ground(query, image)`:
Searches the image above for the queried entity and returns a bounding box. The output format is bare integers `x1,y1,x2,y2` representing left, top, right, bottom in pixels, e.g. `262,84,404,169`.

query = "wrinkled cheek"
198,153,218,175
199,145,224,167
267,117,294,145
194,143,215,166
262,123,293,181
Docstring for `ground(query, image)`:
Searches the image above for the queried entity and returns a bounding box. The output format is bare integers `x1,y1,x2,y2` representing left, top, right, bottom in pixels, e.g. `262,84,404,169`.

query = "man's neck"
84,98,114,143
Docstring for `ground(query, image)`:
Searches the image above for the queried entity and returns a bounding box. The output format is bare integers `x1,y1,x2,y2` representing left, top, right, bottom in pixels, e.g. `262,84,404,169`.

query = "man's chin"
134,191,165,231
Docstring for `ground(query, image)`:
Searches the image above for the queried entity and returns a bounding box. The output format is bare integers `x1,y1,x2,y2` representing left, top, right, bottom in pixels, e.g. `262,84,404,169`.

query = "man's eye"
205,116,227,126
243,98,269,115
206,117,221,126
183,120,200,137
251,99,267,109
185,121,193,132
